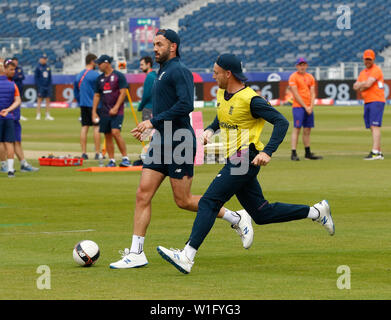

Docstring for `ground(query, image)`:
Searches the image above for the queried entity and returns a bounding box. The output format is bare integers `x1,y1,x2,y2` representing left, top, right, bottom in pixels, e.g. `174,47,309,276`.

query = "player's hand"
251,152,271,166
305,106,313,115
199,130,213,145
92,113,99,124
0,109,9,117
131,120,153,141
109,108,118,116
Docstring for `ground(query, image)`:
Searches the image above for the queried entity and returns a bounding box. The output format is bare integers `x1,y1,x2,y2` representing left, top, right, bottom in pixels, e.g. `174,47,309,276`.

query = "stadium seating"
1,0,390,72
176,0,390,69
0,0,189,71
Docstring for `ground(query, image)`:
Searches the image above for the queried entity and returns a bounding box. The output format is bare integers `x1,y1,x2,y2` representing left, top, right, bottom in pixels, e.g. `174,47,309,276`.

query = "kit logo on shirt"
158,72,166,81
103,82,112,94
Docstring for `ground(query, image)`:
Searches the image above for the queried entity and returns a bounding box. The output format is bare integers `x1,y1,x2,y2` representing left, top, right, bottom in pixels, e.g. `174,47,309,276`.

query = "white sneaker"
20,115,28,121
231,209,254,249
157,246,194,274
109,248,148,269
36,114,41,120
45,114,54,121
313,200,335,236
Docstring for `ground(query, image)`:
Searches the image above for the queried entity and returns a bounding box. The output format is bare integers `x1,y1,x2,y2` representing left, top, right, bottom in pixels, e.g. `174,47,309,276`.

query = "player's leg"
235,176,334,235
291,107,303,160
93,125,101,158
109,168,166,269
371,126,381,152
104,132,115,164
303,113,322,160
0,142,7,172
80,107,89,159
80,126,89,158
44,97,54,120
169,175,243,225
365,102,385,160
36,96,42,120
157,161,256,273
110,116,130,166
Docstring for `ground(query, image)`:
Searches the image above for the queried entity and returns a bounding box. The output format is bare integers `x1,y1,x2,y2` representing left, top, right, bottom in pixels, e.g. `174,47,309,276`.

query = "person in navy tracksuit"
34,54,54,120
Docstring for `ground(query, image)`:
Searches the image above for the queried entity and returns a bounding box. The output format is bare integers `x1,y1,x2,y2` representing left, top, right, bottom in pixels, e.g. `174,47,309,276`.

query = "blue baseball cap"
95,54,113,64
296,57,308,65
216,53,247,82
156,29,180,57
40,53,48,59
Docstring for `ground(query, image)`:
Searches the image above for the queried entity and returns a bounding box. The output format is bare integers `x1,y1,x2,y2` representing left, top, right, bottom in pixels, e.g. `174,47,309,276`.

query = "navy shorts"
364,101,385,128
142,137,196,179
0,119,16,142
99,115,124,134
37,87,51,98
14,120,22,142
292,107,314,128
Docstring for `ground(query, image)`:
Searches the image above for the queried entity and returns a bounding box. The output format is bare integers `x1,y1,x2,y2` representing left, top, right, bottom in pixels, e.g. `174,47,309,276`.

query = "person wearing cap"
288,57,322,161
109,32,250,270
156,53,334,274
34,54,54,120
353,49,385,160
92,54,131,167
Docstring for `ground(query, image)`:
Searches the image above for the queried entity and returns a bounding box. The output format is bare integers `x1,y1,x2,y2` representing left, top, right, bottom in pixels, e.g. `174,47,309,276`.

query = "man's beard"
155,48,170,64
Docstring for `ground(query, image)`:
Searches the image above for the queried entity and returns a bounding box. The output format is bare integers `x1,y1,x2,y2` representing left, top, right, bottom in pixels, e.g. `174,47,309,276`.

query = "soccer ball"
73,240,100,267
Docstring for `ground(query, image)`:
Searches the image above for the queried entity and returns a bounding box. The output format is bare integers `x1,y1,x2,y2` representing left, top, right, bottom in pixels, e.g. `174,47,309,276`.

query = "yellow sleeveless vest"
216,87,265,158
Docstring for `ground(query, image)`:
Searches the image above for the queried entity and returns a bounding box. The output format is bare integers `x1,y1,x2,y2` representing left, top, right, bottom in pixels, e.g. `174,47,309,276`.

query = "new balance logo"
124,258,132,264
243,227,249,235
321,216,328,225
174,253,180,260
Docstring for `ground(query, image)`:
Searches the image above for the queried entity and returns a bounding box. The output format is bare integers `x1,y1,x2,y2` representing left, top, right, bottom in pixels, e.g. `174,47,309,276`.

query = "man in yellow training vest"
157,54,335,274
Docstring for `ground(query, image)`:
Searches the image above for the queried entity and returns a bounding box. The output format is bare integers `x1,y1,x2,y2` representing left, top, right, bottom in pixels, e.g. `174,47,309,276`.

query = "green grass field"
1,105,390,300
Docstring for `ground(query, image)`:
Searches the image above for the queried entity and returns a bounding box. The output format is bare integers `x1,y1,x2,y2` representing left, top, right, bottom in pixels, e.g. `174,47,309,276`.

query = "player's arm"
357,77,377,91
0,87,22,117
309,85,316,112
109,88,127,116
289,85,310,112
250,96,289,166
92,93,100,123
73,79,80,105
200,116,220,144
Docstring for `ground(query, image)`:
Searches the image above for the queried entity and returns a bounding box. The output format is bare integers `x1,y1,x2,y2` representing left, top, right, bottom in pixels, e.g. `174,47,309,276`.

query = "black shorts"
142,140,196,179
80,107,100,126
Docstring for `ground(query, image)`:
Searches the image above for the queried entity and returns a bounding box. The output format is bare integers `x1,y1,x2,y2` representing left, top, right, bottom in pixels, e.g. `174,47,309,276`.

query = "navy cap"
295,57,308,65
216,53,247,82
156,29,180,57
95,54,113,64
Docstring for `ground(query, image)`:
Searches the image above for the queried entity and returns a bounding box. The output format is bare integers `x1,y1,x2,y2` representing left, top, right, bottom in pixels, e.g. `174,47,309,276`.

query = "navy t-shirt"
95,70,128,116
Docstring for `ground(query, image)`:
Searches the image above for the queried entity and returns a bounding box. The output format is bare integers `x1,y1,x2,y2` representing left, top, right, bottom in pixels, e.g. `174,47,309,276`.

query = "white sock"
307,206,320,219
130,235,144,254
110,158,116,163
20,159,27,167
1,160,6,167
222,208,241,225
7,159,14,172
184,243,197,261
122,156,129,160
372,149,380,154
